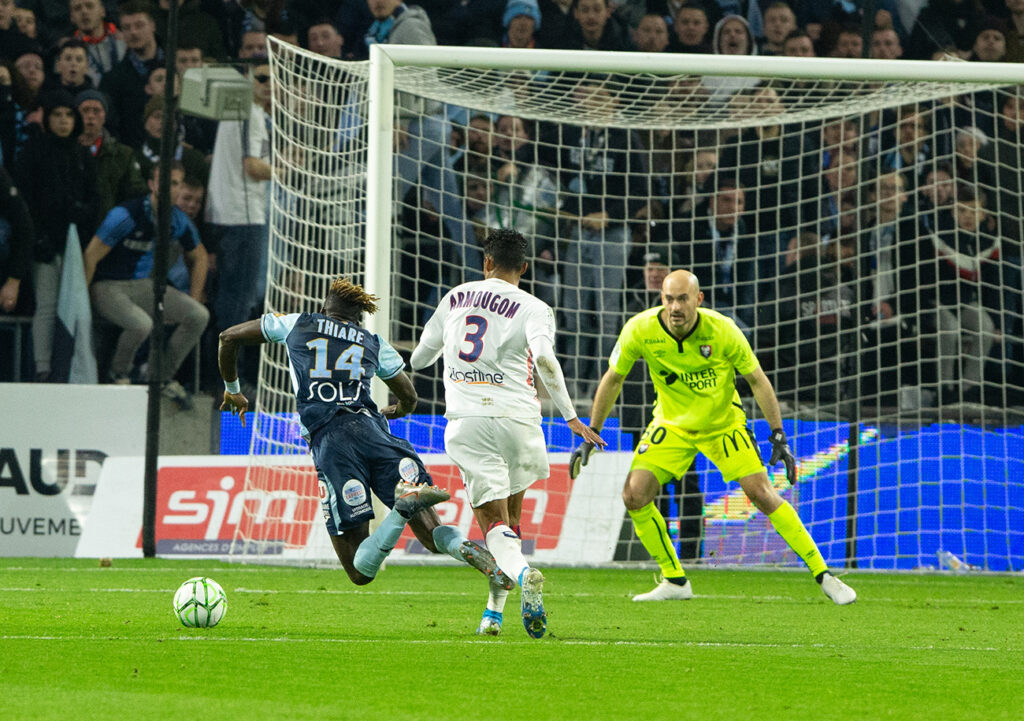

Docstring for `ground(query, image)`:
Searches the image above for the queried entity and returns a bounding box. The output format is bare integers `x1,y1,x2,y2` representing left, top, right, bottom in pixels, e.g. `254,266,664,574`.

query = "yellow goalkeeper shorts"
629,419,766,484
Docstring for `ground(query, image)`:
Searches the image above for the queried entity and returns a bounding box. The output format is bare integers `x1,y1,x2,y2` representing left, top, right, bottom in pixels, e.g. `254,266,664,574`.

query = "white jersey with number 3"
417,278,555,420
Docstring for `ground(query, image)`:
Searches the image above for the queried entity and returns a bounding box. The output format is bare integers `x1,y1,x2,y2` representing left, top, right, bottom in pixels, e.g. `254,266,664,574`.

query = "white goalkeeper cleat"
632,576,693,602
818,571,857,605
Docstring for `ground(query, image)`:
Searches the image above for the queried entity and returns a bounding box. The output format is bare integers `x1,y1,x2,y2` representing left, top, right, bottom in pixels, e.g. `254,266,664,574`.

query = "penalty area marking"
0,634,1010,654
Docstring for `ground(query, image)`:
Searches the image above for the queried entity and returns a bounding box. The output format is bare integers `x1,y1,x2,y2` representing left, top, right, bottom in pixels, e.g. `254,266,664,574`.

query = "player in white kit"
411,229,605,639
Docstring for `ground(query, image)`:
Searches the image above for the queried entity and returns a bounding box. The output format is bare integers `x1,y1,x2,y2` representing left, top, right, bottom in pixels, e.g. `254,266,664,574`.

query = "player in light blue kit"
218,277,514,593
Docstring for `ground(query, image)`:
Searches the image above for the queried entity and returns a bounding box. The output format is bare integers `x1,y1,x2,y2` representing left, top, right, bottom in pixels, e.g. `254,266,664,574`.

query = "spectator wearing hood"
969,16,1008,61
503,0,541,48
14,89,100,381
136,94,207,187
704,14,759,102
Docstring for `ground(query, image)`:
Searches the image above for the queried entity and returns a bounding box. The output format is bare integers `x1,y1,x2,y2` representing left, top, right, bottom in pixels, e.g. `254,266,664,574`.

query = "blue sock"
482,609,503,624
431,525,468,562
353,509,407,578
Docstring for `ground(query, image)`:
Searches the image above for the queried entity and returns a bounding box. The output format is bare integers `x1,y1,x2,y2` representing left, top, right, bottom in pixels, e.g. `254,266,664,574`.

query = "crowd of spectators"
0,0,1022,415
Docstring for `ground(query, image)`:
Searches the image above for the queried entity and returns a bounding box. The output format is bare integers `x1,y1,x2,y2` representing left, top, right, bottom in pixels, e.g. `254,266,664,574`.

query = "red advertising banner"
140,462,573,555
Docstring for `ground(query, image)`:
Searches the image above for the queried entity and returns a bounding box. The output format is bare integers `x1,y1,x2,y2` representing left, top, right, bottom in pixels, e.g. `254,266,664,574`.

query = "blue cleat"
519,568,546,639
459,541,515,590
476,609,503,636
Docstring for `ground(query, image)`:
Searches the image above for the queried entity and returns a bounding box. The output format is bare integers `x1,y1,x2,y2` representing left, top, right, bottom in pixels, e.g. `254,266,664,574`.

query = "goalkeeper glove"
569,433,598,480
768,428,797,483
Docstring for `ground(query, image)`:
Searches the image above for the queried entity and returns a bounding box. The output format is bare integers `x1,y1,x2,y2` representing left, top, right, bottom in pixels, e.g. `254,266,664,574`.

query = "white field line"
0,634,1011,653
0,586,1021,605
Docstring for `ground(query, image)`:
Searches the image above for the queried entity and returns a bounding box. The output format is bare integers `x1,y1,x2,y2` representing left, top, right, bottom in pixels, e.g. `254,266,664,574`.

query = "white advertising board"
0,384,147,556
77,452,631,565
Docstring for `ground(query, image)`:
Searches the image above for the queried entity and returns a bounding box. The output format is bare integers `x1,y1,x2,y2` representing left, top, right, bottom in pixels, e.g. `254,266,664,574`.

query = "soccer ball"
173,577,227,628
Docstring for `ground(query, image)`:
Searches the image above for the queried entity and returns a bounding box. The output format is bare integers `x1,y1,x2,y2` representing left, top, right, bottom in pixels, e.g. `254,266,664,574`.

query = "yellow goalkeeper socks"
768,501,828,577
628,502,686,580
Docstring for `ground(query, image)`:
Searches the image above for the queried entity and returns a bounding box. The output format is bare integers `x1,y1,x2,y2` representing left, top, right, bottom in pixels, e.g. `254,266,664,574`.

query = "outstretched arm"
588,367,627,433
218,319,267,426
529,335,604,446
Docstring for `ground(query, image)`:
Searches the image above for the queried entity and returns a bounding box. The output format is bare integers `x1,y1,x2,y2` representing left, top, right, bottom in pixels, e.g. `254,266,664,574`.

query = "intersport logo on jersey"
401,464,573,551
139,466,320,555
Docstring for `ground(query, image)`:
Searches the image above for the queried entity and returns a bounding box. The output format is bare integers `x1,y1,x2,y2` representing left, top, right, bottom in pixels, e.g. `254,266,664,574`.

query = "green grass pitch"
2,559,1022,721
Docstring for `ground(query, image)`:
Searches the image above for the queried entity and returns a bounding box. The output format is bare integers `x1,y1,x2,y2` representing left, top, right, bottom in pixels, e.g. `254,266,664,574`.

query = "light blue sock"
353,509,407,578
432,525,468,562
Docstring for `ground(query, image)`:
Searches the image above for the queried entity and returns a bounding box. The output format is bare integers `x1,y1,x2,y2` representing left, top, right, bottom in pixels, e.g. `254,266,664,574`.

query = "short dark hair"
322,277,379,320
148,160,185,181
59,39,88,57
119,1,155,22
956,184,984,206
483,228,528,271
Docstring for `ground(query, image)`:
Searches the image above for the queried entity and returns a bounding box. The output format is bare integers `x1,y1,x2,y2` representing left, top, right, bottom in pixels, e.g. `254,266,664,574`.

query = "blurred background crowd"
1,0,1023,418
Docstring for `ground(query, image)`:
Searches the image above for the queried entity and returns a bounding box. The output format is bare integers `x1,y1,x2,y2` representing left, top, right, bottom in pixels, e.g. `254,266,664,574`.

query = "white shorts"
444,416,550,507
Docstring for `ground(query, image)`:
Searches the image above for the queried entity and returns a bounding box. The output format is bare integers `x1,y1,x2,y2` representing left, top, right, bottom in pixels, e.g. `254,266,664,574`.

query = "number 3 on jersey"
459,315,488,362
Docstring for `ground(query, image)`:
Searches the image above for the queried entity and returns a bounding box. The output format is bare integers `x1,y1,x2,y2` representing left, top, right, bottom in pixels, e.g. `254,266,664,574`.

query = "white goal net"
229,40,1024,572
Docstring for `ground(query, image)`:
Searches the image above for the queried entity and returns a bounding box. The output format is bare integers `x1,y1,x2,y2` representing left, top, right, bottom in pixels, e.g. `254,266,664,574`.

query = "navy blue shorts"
310,411,432,534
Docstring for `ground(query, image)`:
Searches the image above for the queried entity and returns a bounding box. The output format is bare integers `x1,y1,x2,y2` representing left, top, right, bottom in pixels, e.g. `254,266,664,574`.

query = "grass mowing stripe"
0,634,1010,652
2,585,1021,605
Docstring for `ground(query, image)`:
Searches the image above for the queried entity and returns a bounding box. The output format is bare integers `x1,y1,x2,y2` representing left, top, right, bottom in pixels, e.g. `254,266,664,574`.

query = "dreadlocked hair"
324,277,379,318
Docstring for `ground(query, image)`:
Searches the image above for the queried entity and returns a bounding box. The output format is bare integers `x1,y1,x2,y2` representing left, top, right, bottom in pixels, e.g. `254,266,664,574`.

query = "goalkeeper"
573,269,856,605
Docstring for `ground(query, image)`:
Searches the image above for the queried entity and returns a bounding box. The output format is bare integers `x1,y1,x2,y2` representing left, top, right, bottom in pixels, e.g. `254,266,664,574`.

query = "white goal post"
229,39,1024,572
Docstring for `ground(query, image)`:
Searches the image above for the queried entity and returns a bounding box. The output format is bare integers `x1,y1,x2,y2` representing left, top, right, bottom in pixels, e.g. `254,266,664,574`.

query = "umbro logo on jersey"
658,370,678,386
700,345,713,359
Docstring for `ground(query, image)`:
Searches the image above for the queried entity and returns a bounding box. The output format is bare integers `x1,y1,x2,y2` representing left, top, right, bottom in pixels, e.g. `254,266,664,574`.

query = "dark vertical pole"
845,421,859,568
142,0,181,558
860,0,877,58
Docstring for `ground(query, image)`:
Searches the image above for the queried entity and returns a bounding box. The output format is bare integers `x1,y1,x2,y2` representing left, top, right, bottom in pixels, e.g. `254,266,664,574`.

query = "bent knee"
346,570,374,586
621,485,650,511
123,315,154,336
621,471,659,510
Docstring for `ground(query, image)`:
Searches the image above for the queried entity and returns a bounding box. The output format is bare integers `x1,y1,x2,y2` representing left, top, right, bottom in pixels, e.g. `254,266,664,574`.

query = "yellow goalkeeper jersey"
609,306,761,431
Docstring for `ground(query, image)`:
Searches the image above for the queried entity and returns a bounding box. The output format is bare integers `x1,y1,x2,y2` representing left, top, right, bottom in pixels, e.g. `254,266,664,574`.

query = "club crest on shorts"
341,479,367,507
398,457,419,483
700,344,713,359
